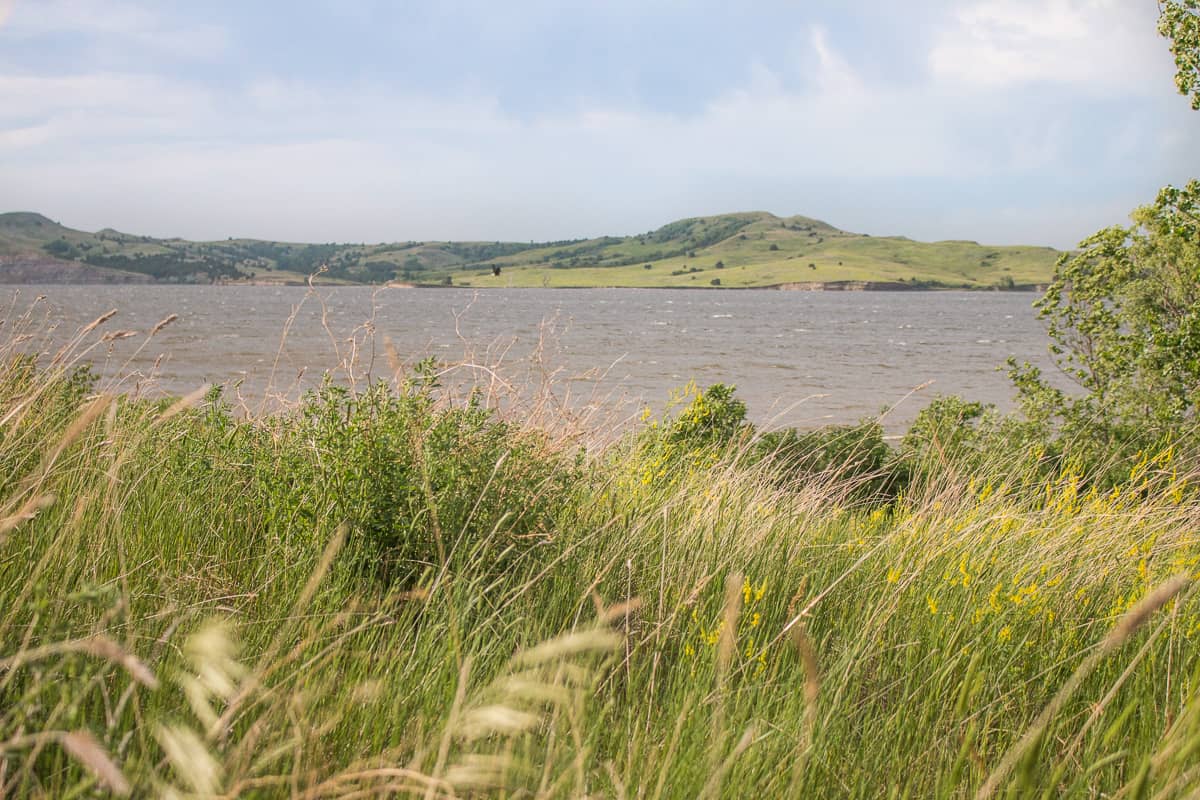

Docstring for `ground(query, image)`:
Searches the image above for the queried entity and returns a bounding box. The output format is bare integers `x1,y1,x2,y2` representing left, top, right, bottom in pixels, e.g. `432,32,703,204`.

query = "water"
5,286,1062,430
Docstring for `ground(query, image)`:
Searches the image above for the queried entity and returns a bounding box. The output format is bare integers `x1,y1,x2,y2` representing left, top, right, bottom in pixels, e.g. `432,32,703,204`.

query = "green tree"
1160,0,1200,108
43,238,74,257
1010,5,1200,444
1013,182,1200,432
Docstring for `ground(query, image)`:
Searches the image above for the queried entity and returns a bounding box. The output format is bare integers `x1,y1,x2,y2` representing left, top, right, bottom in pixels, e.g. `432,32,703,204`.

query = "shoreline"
0,277,1047,291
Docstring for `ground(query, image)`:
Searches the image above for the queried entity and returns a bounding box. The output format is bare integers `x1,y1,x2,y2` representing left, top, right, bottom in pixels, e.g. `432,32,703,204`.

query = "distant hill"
0,210,1061,289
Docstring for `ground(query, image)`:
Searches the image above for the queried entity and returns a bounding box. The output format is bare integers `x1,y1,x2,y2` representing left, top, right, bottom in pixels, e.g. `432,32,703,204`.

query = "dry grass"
0,296,1198,797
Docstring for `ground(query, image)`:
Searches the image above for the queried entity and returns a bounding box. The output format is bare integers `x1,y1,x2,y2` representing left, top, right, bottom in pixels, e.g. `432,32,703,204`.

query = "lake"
5,286,1063,431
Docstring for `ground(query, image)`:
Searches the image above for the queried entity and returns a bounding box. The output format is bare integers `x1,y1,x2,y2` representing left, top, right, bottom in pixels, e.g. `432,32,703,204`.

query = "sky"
1,0,1198,249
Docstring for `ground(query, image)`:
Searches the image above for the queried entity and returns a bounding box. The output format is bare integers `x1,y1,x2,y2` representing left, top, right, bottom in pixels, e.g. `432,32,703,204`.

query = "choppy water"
5,286,1063,430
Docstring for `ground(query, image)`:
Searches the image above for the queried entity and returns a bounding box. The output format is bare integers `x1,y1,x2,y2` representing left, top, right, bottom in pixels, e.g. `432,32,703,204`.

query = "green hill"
0,210,1060,288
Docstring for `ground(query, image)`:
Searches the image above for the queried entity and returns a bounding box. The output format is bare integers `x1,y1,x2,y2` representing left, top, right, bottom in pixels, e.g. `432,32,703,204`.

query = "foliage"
2,209,1062,288
42,238,75,257
1160,0,1200,109
660,382,748,449
753,420,902,502
902,395,993,463
1011,181,1200,447
5,352,1200,796
179,376,571,587
443,240,543,262
83,251,242,281
644,215,756,249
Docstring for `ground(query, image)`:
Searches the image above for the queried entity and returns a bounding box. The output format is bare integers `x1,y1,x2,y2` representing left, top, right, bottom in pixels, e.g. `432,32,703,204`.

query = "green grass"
1,312,1197,798
1,210,1060,288
453,214,1058,289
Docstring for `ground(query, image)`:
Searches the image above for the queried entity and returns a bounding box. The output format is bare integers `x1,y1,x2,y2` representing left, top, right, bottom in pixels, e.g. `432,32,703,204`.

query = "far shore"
0,277,1047,291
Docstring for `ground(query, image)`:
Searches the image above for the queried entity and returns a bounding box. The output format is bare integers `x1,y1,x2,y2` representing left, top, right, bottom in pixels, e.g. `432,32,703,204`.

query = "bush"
752,421,903,503
189,376,571,586
43,238,75,257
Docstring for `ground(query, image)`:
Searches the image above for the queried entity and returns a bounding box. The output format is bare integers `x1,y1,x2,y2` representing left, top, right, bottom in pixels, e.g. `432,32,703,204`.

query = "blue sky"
1,0,1197,248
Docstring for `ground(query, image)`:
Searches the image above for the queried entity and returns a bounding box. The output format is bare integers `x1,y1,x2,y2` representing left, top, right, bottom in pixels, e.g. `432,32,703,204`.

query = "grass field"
0,210,1060,288
1,301,1198,798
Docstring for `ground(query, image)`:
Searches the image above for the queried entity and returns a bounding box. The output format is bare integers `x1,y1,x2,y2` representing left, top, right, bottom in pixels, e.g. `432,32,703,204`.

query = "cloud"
3,0,227,60
1,2,1197,249
928,0,1167,91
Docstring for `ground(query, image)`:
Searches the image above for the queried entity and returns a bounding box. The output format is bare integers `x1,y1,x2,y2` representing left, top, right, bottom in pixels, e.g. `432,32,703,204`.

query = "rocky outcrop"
0,256,153,284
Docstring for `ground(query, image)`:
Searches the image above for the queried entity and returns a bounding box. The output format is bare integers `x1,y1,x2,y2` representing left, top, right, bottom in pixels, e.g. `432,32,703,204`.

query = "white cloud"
1,7,1197,248
809,25,865,98
929,0,1166,91
3,0,227,60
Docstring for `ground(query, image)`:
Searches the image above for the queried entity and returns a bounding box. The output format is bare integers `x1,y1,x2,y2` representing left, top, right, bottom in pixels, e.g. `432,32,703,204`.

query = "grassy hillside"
0,210,1060,287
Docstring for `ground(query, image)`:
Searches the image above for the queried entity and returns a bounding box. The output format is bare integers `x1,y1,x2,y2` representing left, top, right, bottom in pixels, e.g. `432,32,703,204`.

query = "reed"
1,300,1199,797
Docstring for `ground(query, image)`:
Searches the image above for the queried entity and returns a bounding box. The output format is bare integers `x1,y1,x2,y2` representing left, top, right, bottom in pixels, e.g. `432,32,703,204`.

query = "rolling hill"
0,210,1061,289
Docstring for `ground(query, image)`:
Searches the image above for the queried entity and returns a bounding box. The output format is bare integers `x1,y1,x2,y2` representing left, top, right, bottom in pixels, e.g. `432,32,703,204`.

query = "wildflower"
926,596,939,615
886,567,901,584
988,583,1004,612
749,612,761,628
998,626,1012,642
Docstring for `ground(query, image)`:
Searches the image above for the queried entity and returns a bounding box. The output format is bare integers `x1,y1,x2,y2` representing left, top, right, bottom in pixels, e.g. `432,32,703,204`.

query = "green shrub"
661,383,747,449
174,374,571,587
753,421,903,503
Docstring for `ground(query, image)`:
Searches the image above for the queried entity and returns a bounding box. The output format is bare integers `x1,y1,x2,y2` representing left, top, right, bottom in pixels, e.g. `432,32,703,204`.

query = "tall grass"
2,305,1200,798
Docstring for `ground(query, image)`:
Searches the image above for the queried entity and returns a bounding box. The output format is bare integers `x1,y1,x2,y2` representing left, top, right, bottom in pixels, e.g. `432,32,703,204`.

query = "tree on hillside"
1011,4,1200,443
43,239,74,257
